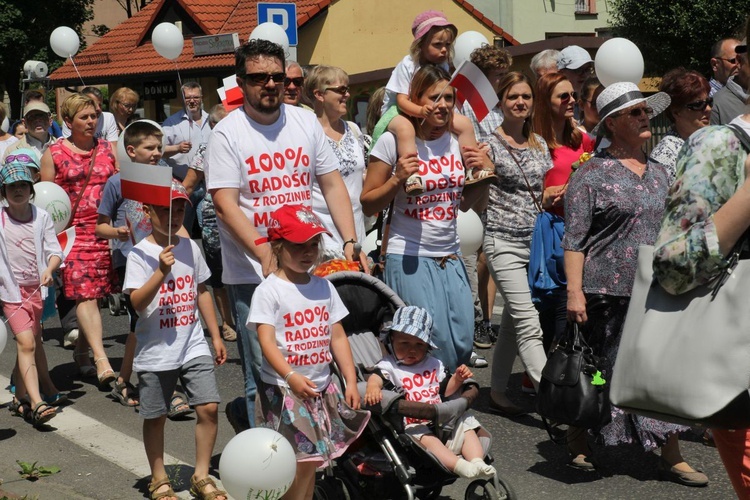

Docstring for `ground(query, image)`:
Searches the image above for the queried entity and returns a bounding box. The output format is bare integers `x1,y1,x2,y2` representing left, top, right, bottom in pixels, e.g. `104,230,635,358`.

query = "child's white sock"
453,458,480,479
470,458,496,478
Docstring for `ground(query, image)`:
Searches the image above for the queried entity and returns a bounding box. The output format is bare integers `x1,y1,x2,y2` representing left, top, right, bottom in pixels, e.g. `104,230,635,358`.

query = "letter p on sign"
257,2,298,46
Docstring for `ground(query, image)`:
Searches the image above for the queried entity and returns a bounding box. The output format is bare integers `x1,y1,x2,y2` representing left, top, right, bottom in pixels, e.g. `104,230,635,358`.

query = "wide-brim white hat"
591,82,671,136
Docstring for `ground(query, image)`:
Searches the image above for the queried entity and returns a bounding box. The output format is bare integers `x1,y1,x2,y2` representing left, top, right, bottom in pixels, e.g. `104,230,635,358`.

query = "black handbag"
536,322,611,429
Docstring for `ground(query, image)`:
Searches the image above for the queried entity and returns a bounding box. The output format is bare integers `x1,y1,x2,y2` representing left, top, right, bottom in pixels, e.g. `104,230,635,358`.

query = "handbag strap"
66,141,99,230
495,132,543,213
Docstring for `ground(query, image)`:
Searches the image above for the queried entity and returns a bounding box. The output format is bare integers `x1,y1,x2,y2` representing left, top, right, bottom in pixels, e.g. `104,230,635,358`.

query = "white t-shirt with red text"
205,105,339,285
124,237,212,372
248,273,348,390
369,132,464,257
376,354,446,425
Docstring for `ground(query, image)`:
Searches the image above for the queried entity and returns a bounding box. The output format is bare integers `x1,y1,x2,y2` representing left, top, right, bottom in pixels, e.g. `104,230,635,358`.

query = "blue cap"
4,147,40,171
390,306,437,349
0,163,34,186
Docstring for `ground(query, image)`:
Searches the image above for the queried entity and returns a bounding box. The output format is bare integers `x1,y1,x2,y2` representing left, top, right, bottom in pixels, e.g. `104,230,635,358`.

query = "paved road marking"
0,374,227,499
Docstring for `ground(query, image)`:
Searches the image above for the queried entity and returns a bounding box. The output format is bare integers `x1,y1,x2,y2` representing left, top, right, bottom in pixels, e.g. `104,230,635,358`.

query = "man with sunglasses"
283,61,305,107
711,39,750,125
709,38,740,97
205,39,363,432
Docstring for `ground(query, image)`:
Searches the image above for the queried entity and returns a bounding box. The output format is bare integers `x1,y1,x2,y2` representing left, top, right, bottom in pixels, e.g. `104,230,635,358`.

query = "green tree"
0,0,94,120
610,0,750,76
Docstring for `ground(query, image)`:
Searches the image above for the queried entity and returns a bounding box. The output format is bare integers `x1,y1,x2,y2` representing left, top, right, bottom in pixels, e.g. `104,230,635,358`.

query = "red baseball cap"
255,205,331,245
170,179,192,205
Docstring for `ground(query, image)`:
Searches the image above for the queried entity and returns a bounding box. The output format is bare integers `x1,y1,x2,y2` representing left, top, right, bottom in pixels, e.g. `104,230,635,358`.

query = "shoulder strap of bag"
727,124,750,153
494,132,543,213
66,142,98,230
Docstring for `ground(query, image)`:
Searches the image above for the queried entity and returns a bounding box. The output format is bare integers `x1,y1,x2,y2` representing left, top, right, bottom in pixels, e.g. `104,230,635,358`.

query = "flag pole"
418,61,464,126
168,195,173,247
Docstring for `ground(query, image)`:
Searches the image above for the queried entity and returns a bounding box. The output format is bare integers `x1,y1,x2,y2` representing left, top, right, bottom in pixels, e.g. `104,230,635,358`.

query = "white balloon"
50,26,80,58
457,209,483,256
595,38,644,87
116,119,166,165
453,31,490,69
219,428,296,500
33,182,71,234
362,230,379,255
249,22,290,56
152,22,184,61
0,321,6,355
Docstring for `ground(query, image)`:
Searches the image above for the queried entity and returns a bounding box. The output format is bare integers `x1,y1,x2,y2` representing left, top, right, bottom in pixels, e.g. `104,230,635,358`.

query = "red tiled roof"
50,0,330,85
50,0,516,85
453,0,520,46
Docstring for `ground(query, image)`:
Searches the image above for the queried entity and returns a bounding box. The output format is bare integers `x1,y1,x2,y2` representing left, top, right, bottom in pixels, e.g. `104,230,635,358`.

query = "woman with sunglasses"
532,73,594,350
562,82,707,486
651,68,712,182
304,65,366,259
109,87,140,133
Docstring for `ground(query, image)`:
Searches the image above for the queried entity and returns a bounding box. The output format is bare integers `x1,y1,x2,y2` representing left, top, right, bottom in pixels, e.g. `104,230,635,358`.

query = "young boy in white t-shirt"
124,180,228,500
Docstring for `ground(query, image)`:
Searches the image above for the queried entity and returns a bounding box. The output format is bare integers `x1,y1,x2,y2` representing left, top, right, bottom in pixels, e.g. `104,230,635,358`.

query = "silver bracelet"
283,370,296,384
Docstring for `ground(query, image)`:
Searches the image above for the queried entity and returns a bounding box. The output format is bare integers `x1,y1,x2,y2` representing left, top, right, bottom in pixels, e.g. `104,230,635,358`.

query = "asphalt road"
0,292,736,499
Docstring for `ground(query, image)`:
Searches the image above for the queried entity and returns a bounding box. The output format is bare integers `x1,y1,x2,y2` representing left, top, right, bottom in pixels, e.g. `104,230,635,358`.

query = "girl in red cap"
249,204,369,500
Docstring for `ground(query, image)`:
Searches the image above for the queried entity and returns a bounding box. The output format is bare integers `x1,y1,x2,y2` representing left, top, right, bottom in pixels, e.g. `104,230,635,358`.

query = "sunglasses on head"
243,72,286,86
325,86,350,95
615,106,653,118
558,91,578,102
5,154,38,168
684,98,713,111
284,77,304,87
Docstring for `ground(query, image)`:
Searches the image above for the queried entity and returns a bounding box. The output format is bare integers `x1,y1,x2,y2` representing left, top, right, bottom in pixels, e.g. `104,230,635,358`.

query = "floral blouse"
649,129,683,184
485,133,552,242
653,125,747,294
563,152,670,296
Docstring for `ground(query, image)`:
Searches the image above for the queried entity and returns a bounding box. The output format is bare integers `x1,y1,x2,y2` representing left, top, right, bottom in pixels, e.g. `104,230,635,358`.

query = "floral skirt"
256,379,370,465
584,294,688,451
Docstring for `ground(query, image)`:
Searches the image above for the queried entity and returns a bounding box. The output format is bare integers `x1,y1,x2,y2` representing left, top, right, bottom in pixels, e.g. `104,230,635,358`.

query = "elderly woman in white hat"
561,82,708,486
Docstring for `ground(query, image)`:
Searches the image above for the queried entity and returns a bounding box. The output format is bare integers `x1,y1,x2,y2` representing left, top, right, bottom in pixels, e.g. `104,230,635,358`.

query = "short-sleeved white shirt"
205,105,339,285
124,237,212,372
381,56,450,113
248,273,348,389
376,354,445,425
369,132,464,257
62,111,119,142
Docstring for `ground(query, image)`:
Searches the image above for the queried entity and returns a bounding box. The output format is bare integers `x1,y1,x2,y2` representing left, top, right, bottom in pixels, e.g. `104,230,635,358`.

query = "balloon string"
69,56,85,87
174,64,192,147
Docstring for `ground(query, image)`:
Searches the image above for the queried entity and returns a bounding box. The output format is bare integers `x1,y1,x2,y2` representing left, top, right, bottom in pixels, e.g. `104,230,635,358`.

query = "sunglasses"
243,72,286,86
615,106,653,118
684,98,713,111
5,154,38,167
324,86,350,95
558,91,578,102
284,77,304,87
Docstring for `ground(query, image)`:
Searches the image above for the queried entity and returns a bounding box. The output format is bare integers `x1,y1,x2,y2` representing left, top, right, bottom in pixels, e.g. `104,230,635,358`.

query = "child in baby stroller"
314,271,516,500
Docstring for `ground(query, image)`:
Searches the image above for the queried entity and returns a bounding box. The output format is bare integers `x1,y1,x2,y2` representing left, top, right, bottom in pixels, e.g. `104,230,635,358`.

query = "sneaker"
63,329,79,349
521,372,536,394
473,322,492,349
469,351,488,368
488,323,499,344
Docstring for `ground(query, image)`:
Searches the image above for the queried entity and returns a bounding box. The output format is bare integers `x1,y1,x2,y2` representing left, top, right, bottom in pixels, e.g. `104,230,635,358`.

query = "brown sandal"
190,476,227,500
148,477,176,500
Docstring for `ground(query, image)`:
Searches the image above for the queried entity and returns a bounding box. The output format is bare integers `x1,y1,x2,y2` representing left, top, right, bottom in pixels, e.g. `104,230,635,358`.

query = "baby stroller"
314,272,516,500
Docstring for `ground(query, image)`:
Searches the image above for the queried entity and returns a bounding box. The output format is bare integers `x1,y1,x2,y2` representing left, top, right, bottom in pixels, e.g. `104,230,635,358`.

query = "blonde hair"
409,26,456,65
109,87,139,110
365,87,387,135
303,65,349,104
60,94,95,122
270,236,324,269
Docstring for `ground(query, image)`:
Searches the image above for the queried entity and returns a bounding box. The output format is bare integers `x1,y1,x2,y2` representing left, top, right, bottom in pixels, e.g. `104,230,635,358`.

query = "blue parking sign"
257,3,298,46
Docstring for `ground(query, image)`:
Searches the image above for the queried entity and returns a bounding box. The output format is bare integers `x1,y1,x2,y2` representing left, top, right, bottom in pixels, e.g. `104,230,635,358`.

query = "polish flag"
57,227,76,260
218,75,244,112
120,161,173,206
450,60,499,123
